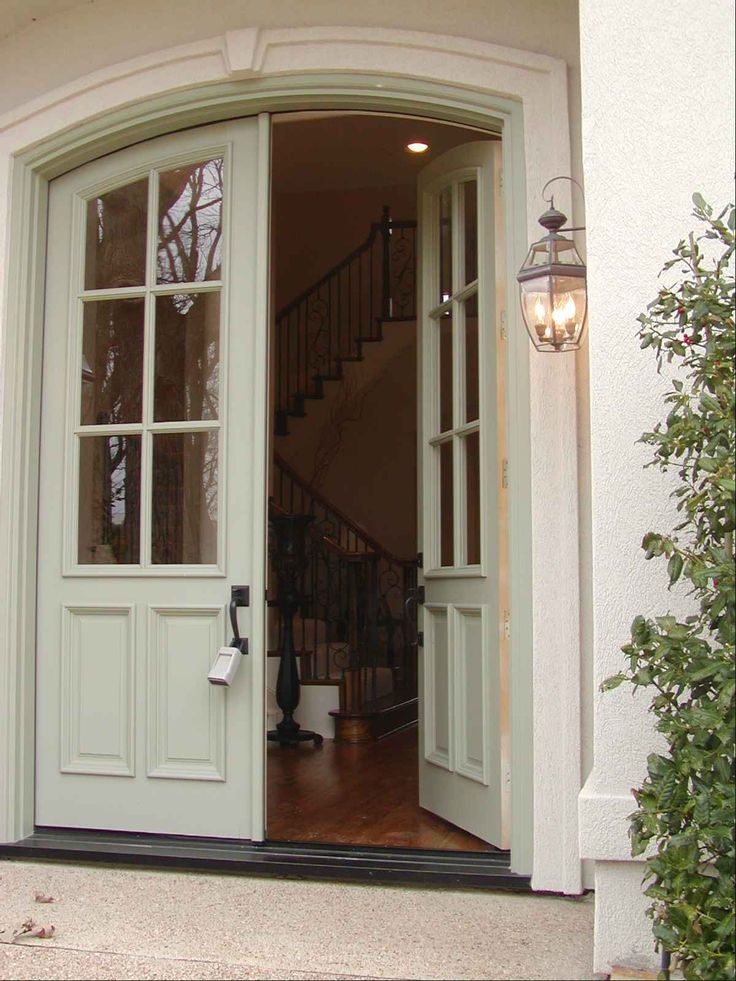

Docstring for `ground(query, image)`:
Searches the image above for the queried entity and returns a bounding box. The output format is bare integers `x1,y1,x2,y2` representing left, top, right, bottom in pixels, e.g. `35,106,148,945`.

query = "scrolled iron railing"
270,453,418,715
274,206,417,436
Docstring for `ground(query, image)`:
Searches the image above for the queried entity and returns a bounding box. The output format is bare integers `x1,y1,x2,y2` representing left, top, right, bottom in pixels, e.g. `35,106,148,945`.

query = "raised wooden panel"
423,604,453,770
60,605,135,776
147,606,226,781
453,605,489,784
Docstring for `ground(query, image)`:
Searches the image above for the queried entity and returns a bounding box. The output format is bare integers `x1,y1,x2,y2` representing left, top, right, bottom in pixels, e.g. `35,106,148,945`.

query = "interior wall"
273,183,416,312
277,327,417,558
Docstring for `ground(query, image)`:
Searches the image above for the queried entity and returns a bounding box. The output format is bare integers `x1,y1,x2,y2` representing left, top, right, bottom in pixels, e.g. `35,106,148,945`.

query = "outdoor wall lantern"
517,176,587,352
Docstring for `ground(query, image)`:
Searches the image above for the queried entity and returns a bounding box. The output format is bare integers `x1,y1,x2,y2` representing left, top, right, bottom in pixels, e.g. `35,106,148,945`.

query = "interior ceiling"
272,112,496,195
0,0,86,39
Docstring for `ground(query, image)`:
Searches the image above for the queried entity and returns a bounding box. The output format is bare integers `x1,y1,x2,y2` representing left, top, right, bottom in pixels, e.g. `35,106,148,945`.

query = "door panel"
417,141,509,848
36,118,270,839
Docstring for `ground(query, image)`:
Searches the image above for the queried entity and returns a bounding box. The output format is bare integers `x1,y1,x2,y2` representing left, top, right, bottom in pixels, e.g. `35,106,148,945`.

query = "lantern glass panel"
520,273,586,351
521,235,584,271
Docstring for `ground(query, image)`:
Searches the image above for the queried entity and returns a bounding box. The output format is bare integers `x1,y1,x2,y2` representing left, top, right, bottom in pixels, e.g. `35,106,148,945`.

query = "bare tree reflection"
79,159,223,565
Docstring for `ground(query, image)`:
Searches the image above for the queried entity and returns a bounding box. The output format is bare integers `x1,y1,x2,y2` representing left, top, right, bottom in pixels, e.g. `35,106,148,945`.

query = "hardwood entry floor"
266,725,494,852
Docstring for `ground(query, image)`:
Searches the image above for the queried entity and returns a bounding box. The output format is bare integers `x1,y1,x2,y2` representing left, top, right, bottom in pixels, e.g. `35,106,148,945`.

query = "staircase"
270,453,418,742
274,206,417,436
270,207,419,740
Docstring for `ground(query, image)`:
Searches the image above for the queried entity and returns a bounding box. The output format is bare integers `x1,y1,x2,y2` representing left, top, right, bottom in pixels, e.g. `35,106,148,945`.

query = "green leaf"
692,192,706,210
668,553,684,585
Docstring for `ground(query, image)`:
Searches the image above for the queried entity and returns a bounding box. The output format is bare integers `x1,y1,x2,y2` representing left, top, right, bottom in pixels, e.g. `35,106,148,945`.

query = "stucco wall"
578,0,735,972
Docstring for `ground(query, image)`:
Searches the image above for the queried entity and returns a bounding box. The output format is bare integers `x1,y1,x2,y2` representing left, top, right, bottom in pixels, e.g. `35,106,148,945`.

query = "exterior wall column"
577,0,735,973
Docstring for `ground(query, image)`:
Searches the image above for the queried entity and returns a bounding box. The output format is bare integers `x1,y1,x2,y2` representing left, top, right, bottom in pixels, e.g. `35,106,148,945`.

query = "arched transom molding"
0,24,581,895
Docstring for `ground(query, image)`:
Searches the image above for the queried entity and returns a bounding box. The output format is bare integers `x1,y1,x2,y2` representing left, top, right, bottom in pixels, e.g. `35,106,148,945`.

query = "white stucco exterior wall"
578,0,735,973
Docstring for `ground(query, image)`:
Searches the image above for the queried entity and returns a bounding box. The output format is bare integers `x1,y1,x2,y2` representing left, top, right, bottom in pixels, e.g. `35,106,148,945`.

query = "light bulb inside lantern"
534,300,546,322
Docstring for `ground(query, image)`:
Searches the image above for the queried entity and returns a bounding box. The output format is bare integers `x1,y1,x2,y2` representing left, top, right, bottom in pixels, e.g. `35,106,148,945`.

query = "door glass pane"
151,432,218,564
464,292,479,423
78,435,141,564
440,440,454,567
439,310,453,433
81,298,145,425
157,158,224,284
438,185,452,304
465,430,481,565
154,292,220,421
84,179,148,291
464,180,478,284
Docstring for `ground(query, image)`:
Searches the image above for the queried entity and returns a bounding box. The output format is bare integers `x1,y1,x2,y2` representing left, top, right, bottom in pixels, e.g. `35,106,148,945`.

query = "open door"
35,117,270,839
417,141,509,848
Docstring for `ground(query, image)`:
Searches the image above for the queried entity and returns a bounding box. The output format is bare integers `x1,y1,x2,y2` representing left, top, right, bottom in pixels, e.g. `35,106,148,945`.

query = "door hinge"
500,310,508,341
503,610,511,640
498,169,504,192
417,631,424,647
502,459,509,489
415,585,426,605
416,551,423,569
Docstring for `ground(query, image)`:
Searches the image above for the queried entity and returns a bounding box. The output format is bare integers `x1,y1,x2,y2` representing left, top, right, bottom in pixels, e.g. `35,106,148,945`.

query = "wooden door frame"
0,27,581,892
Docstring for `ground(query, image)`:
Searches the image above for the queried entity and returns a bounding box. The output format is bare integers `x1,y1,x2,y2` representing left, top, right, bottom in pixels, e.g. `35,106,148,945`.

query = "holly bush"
603,195,735,980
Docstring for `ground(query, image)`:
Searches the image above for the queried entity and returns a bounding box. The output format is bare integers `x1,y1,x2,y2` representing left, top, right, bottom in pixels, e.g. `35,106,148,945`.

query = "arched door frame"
0,27,581,893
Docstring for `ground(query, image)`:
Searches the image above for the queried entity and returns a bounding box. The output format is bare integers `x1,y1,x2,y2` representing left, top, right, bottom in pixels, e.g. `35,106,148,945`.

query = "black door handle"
404,585,425,647
229,585,249,655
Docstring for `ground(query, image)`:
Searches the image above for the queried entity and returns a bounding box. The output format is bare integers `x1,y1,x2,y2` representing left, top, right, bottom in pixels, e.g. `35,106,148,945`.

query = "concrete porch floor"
0,860,594,980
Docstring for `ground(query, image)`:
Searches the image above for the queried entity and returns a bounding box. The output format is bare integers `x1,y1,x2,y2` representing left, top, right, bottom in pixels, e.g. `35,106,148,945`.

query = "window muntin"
74,157,225,568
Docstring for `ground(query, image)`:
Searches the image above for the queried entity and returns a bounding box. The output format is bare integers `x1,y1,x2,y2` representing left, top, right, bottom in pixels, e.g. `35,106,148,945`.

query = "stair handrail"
273,452,414,569
274,207,418,437
275,222,382,323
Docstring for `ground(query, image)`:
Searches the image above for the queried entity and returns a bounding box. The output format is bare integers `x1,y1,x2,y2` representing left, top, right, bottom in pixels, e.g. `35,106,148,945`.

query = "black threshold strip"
0,828,531,891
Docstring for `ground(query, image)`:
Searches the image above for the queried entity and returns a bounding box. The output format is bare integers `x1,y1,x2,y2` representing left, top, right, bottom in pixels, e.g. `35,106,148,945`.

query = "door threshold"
0,828,530,891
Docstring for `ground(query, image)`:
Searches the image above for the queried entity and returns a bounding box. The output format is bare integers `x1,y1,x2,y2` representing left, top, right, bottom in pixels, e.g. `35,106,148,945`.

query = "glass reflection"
464,180,478,284
84,179,148,291
154,292,220,421
464,292,479,423
152,432,218,564
439,185,452,303
440,440,454,567
465,430,481,565
78,435,141,564
157,159,224,284
439,311,453,433
81,299,145,425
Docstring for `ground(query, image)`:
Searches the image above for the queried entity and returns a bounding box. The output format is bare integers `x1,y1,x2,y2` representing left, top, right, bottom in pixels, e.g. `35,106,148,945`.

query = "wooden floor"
266,725,494,852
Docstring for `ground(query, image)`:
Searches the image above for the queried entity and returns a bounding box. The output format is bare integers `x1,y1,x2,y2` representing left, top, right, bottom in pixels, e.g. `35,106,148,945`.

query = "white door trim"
0,25,581,893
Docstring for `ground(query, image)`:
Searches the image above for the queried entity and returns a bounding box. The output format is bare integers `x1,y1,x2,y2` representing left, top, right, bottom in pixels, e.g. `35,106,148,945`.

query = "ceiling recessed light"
406,141,430,154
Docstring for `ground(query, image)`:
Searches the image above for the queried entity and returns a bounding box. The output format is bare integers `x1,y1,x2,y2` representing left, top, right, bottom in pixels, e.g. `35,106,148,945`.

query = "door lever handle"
229,585,249,655
404,585,425,647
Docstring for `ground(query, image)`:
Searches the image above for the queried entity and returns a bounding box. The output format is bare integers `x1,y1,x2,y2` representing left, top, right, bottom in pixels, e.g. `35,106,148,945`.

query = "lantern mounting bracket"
541,174,585,210
516,173,589,353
